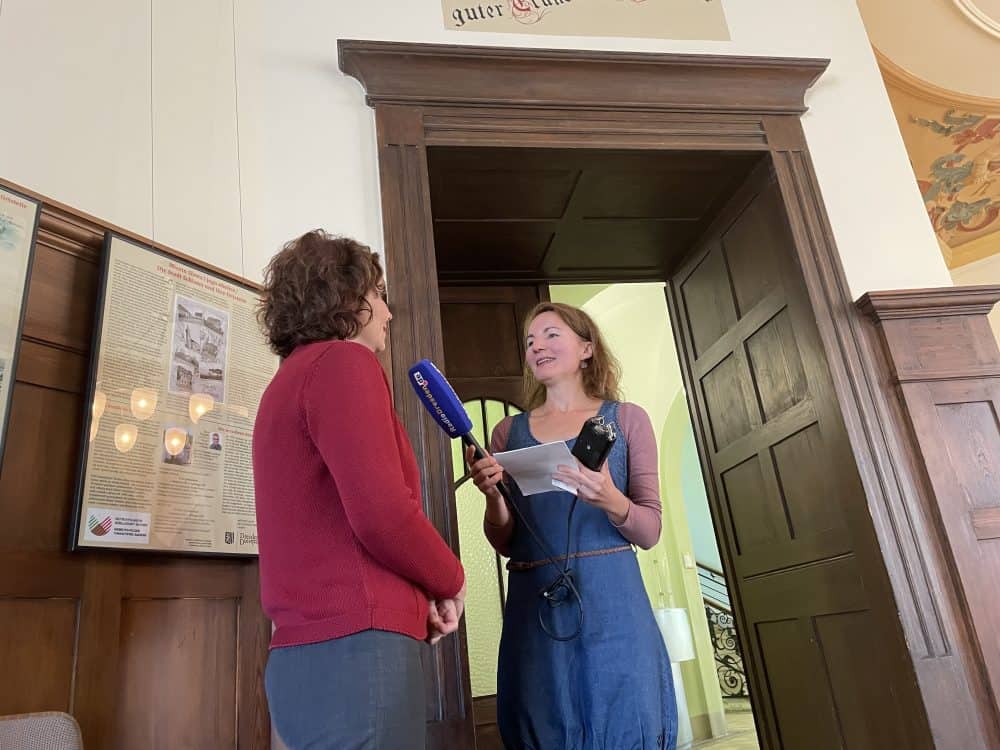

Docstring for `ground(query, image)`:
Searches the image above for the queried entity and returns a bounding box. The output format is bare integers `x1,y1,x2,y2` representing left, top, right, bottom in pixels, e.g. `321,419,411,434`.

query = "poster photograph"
169,294,229,402
71,233,278,556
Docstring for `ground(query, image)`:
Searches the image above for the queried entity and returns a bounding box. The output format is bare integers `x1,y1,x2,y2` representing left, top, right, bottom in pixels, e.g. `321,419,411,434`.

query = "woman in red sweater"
253,230,466,750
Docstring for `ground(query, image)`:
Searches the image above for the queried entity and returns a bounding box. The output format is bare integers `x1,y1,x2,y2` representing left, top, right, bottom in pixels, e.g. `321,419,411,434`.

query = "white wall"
0,0,953,296
951,254,1000,343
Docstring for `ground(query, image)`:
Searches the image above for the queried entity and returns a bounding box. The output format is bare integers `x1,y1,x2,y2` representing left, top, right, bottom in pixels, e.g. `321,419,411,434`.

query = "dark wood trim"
373,104,474,737
973,508,1000,541
339,40,827,114
339,39,999,749
860,286,1000,743
858,287,1000,319
470,694,502,750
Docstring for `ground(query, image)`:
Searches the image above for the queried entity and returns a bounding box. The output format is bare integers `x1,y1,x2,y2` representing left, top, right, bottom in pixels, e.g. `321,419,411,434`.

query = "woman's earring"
580,360,589,369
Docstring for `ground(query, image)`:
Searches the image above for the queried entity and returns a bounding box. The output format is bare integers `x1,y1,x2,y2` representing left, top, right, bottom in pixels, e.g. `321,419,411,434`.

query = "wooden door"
439,284,544,750
668,165,922,749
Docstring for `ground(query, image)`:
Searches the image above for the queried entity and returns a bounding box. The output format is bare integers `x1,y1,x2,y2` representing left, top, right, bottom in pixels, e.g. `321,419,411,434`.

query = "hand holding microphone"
465,445,513,531
465,444,505,500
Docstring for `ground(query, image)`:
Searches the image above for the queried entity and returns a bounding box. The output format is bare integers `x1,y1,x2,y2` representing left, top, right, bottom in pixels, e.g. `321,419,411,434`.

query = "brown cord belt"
506,544,633,571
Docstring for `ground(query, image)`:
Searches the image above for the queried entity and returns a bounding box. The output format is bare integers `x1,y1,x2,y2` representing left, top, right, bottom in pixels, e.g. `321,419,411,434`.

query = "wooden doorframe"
338,40,998,748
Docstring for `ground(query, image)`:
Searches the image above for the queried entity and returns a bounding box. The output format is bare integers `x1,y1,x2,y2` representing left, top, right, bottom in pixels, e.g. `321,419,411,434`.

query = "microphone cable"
464,435,584,642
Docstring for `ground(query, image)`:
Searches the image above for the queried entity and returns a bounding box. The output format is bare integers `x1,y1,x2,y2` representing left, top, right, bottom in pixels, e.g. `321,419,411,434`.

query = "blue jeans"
265,629,426,750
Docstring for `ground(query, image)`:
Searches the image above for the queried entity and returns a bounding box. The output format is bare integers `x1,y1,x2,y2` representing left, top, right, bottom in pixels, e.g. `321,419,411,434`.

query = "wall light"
114,424,138,453
164,427,188,457
92,390,107,420
130,388,158,421
188,393,215,424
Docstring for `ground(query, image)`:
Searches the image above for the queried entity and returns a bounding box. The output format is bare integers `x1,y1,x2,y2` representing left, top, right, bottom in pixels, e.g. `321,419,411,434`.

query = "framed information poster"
70,233,278,555
0,183,41,470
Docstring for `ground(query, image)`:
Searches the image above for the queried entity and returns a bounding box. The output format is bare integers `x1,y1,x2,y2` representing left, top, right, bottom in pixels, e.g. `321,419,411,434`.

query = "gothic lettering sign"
442,0,730,41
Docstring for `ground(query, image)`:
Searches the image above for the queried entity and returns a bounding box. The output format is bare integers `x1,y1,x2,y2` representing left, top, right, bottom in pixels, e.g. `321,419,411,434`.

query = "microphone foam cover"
407,359,472,438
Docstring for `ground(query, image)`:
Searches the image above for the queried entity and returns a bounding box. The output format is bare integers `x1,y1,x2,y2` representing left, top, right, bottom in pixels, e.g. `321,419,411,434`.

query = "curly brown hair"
257,230,383,358
522,302,623,410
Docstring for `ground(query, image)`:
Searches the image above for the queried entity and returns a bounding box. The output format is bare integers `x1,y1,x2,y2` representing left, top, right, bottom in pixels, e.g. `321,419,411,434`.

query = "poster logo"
83,507,151,545
224,531,235,545
88,514,113,537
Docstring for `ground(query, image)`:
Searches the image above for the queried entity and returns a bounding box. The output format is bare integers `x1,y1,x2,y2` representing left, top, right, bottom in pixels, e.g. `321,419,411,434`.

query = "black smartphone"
571,416,617,471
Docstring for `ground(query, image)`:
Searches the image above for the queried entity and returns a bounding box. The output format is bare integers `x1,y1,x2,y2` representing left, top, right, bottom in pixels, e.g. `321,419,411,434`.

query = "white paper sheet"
493,441,578,496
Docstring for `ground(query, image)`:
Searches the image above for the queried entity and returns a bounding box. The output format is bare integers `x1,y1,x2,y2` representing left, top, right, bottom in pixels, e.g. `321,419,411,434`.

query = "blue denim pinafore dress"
496,401,678,750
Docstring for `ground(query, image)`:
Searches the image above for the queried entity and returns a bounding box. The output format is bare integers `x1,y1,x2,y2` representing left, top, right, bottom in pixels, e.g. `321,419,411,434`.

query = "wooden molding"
339,40,828,114
860,284,1000,729
858,286,1000,320
972,507,1000,541
859,286,1000,386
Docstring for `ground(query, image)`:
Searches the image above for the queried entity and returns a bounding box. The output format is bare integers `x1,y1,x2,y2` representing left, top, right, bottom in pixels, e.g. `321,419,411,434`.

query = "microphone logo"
407,358,471,438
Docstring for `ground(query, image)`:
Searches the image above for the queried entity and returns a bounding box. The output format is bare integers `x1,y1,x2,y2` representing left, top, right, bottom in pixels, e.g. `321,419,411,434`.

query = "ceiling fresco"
878,52,1000,267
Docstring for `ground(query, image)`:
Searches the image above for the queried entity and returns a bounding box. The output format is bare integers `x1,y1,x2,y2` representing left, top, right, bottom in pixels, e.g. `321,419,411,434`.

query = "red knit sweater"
252,339,465,648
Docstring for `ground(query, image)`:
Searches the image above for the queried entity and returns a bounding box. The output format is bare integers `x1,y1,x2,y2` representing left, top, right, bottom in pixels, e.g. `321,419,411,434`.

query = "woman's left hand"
426,599,460,645
553,462,631,523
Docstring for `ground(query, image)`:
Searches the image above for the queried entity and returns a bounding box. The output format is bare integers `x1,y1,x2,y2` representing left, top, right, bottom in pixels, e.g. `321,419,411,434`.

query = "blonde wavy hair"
522,302,623,410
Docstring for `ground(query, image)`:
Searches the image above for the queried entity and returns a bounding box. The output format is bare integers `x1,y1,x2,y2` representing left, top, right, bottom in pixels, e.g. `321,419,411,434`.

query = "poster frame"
69,231,265,558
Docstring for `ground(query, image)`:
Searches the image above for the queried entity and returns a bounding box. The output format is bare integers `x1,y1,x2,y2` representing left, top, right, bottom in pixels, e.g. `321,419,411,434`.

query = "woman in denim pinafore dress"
469,302,678,750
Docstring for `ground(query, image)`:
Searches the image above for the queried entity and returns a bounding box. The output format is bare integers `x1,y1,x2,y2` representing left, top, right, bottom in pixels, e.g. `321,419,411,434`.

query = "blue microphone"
408,359,577,629
406,359,505,489
407,359,472,438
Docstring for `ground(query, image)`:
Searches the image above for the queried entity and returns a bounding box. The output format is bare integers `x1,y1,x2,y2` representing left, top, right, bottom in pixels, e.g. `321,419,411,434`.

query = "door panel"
669,165,913,749
439,283,545,750
440,285,544,404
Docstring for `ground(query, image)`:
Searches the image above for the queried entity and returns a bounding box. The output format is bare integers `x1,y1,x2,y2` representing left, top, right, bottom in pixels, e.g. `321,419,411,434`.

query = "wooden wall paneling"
0,381,85,551
115,597,238,748
72,558,124,747
439,285,541,405
860,288,1000,744
0,597,78,715
471,694,504,750
238,562,272,746
0,182,271,749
